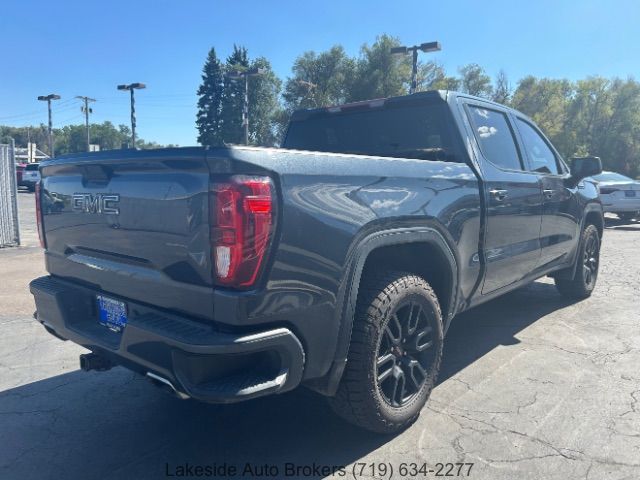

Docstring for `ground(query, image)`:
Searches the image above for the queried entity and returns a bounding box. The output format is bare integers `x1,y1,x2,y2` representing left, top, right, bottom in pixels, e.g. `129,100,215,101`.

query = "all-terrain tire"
555,224,600,299
328,272,444,433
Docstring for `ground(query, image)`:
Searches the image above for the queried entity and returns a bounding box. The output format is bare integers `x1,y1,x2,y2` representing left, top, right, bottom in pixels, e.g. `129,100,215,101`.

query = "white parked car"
592,171,640,221
21,163,41,192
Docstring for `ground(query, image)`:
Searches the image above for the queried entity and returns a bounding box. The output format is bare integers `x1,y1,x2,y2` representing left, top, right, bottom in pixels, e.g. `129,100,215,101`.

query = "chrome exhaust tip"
146,372,190,400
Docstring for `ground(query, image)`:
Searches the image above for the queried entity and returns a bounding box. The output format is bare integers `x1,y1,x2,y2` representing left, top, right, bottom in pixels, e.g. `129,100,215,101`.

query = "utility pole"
37,93,61,157
76,96,95,151
226,67,264,145
391,41,442,94
117,83,146,148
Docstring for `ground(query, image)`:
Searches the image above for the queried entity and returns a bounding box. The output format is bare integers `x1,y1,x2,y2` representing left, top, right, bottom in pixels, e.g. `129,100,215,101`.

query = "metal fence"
0,142,20,247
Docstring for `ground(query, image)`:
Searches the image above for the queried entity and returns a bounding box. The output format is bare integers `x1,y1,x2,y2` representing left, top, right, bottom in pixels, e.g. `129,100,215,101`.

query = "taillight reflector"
210,176,275,288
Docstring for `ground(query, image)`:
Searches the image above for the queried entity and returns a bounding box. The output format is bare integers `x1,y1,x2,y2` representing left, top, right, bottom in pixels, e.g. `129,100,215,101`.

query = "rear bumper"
30,275,305,403
601,198,640,213
603,205,640,213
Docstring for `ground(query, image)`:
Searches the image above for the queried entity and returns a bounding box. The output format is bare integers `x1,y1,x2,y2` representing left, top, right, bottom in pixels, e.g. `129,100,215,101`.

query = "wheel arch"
307,225,459,396
556,202,603,281
584,207,604,239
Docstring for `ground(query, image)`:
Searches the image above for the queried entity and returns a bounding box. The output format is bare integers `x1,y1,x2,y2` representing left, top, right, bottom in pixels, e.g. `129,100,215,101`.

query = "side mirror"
570,156,602,182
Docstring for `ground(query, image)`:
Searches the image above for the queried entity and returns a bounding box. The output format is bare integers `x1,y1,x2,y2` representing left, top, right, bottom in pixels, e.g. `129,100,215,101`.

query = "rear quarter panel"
210,146,481,379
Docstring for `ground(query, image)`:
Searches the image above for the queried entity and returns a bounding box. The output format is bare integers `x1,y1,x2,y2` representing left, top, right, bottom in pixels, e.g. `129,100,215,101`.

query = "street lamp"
391,41,441,94
117,83,146,148
226,67,265,145
37,93,61,157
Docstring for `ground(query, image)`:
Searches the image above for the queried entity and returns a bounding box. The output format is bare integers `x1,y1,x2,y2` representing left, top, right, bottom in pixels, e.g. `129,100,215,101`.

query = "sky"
1,0,639,146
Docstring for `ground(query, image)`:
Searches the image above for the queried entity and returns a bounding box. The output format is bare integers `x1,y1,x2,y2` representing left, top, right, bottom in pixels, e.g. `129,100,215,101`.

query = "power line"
55,114,85,124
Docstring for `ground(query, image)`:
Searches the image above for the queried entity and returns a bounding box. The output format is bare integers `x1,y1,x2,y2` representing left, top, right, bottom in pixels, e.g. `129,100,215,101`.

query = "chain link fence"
0,143,20,247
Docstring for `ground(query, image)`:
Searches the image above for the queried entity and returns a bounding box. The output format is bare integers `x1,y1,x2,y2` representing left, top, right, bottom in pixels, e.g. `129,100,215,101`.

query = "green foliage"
221,45,250,144
348,34,411,101
459,64,493,98
282,46,355,110
492,70,511,105
511,76,640,177
511,76,573,143
247,56,282,146
196,47,225,146
1,121,165,156
6,32,640,178
417,61,460,91
197,45,281,146
0,125,49,152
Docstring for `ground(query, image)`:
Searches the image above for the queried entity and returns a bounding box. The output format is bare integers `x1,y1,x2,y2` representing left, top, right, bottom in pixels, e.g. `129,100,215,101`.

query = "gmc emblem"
72,193,120,215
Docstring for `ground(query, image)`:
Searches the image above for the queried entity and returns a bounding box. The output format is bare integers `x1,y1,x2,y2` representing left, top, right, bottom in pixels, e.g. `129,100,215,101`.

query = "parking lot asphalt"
1,191,639,480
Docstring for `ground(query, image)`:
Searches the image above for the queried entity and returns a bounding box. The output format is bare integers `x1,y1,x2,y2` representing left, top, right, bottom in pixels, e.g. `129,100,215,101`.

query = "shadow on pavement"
0,281,578,479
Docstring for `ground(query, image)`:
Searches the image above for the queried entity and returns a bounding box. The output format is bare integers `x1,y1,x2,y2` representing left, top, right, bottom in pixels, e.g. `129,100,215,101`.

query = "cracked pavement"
1,192,639,479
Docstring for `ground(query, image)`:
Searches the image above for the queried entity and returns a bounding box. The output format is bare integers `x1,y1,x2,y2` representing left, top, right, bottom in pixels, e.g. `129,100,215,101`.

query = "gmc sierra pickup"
30,91,604,433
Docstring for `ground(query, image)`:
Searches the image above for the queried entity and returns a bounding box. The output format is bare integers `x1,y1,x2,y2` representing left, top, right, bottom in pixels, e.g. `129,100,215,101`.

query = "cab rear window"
284,103,461,163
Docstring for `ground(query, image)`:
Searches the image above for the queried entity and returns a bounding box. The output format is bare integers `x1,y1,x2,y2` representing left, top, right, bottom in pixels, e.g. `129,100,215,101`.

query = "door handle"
543,189,555,199
489,189,508,201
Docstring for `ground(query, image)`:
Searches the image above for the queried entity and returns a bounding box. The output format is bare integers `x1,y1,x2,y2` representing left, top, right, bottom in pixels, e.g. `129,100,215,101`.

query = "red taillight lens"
210,176,275,288
35,182,45,248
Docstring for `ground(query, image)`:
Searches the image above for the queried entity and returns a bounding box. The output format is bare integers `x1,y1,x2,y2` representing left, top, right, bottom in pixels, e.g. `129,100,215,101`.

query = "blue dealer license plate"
97,295,128,332
625,190,636,197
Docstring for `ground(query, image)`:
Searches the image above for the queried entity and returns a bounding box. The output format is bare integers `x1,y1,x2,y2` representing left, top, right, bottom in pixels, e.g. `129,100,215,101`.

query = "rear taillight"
35,182,45,248
210,175,275,288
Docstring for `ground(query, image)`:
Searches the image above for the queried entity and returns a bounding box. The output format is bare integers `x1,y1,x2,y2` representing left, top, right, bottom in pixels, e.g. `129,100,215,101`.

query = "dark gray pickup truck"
30,91,604,433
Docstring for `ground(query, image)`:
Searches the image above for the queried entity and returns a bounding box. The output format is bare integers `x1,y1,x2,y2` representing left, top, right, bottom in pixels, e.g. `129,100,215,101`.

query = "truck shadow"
0,281,578,480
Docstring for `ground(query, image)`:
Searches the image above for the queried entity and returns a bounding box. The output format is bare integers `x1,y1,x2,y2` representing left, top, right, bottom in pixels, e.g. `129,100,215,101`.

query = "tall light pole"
117,83,146,148
391,41,441,94
37,93,61,157
226,68,264,145
76,96,96,151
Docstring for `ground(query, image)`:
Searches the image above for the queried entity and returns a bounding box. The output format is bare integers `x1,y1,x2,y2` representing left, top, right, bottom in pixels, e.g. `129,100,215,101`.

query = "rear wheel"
555,224,600,299
329,272,443,433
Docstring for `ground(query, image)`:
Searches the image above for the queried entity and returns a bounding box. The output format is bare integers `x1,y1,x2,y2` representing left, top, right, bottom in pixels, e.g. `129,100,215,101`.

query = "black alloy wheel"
376,301,439,408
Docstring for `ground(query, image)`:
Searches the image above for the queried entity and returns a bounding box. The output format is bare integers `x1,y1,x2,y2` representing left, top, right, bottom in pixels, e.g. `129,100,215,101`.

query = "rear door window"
467,106,523,171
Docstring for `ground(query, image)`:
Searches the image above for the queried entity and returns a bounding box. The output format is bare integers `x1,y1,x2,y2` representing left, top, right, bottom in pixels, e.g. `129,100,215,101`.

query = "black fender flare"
556,201,604,280
311,226,459,396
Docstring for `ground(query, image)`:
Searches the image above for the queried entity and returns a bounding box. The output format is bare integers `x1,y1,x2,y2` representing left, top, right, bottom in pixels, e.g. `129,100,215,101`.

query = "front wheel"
555,224,600,299
329,272,444,433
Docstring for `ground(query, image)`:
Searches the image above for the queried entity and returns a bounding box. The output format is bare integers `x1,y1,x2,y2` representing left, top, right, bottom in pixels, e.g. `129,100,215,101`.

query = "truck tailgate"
39,148,215,320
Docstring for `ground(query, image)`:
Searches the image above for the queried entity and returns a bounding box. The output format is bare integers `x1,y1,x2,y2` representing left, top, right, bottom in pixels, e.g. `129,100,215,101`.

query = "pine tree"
221,45,250,144
196,48,225,146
